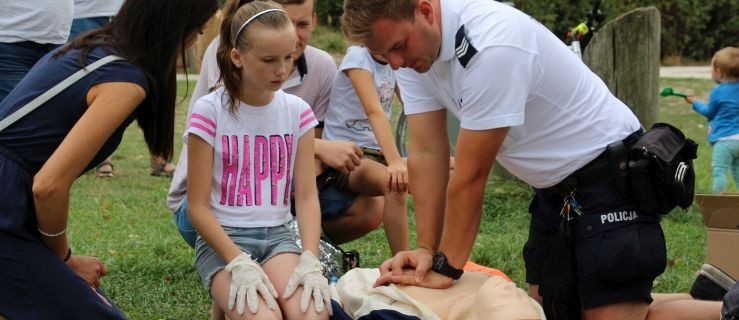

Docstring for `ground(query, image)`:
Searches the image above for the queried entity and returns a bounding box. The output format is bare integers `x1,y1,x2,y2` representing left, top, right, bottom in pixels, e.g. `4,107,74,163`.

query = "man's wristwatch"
431,252,463,280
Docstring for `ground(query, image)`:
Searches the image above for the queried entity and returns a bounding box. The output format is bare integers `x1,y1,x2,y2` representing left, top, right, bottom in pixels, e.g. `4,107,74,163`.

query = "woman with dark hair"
0,0,218,318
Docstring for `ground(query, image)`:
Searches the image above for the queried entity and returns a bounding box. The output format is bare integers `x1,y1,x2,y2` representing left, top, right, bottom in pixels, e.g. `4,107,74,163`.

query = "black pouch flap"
627,122,698,214
724,282,739,319
631,123,690,163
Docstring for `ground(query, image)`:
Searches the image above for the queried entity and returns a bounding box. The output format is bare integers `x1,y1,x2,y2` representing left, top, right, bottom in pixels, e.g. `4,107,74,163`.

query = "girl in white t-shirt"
186,2,330,319
322,45,409,254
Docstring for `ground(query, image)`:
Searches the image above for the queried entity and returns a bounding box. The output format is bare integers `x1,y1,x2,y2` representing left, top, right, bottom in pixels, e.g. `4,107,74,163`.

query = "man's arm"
374,109,451,288
438,127,509,269
375,124,510,288
406,109,450,253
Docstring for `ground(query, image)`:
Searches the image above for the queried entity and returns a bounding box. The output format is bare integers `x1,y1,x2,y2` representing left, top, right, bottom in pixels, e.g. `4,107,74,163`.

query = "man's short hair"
714,47,739,79
234,0,314,11
341,0,417,43
273,0,315,12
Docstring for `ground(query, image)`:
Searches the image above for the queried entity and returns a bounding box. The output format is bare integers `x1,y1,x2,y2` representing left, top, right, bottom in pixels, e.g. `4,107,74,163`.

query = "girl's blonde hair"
217,0,291,112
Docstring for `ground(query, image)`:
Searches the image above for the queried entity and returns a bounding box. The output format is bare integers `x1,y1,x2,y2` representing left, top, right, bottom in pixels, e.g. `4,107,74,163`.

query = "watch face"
432,252,462,280
433,253,445,270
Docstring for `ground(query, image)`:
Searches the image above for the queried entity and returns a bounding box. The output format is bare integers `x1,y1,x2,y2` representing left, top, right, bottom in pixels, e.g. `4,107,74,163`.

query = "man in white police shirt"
341,0,723,319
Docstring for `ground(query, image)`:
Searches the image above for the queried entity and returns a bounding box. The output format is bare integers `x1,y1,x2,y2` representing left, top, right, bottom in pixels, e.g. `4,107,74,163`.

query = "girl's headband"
233,8,287,46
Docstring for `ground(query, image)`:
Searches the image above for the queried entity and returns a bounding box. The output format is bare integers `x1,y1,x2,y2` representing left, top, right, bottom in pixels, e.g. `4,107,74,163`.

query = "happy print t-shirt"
187,88,317,227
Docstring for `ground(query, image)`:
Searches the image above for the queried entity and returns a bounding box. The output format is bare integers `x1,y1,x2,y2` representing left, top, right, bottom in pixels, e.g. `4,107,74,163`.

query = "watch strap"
432,252,464,280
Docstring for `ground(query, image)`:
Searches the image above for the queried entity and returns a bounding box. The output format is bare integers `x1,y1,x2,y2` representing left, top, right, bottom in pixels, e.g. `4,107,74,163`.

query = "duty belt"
544,129,643,197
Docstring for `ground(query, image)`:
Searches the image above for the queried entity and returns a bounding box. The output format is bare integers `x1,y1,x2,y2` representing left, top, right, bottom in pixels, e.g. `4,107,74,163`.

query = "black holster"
537,228,582,320
606,140,631,200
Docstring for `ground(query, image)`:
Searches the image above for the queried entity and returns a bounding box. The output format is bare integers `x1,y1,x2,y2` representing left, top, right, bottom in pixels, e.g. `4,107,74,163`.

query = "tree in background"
513,0,738,62
316,0,342,27
318,0,738,62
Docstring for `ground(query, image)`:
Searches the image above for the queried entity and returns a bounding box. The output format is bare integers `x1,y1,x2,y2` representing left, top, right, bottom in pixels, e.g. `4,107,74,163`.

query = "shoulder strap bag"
0,55,123,132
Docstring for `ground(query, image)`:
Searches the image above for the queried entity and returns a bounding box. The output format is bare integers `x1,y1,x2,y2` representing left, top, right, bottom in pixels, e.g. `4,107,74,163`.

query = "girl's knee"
227,306,283,320
281,307,329,320
279,288,330,320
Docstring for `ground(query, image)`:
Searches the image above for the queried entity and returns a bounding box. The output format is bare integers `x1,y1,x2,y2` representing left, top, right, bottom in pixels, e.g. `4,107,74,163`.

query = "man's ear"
417,0,435,24
230,48,242,68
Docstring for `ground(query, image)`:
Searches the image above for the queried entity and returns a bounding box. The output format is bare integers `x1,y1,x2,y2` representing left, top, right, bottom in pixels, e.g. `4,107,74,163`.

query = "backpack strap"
0,55,124,132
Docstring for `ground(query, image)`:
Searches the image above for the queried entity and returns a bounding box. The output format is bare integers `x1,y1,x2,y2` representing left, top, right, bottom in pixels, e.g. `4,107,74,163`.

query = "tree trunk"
584,7,661,128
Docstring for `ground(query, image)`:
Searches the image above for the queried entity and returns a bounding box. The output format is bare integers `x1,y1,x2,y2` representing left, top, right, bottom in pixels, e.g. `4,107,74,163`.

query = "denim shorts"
173,199,197,249
291,182,357,220
69,16,112,40
315,148,386,193
314,148,381,220
318,185,357,220
0,41,60,102
194,223,301,290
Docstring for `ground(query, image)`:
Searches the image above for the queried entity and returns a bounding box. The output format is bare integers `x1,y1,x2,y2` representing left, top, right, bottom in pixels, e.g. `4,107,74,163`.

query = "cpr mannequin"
334,267,545,320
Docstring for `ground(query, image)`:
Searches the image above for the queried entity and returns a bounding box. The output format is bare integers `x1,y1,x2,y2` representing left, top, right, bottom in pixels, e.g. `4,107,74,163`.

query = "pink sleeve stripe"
189,123,216,138
300,109,314,119
300,116,317,128
191,113,216,129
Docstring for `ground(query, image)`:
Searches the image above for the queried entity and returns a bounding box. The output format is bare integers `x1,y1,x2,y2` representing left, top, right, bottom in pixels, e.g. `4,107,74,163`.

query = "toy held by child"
661,86,688,98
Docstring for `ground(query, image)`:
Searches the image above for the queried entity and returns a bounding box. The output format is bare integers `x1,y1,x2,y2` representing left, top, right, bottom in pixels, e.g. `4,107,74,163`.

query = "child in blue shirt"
685,47,739,193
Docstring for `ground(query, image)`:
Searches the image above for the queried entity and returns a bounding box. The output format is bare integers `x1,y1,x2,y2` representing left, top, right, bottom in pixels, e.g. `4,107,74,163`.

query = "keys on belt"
559,191,583,240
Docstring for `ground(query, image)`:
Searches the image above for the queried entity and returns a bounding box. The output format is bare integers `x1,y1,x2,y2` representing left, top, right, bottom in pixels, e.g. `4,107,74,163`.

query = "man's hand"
315,139,363,175
67,255,107,288
374,248,434,287
375,267,454,289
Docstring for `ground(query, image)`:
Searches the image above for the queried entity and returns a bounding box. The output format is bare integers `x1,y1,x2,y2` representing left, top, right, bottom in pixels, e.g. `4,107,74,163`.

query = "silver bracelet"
38,226,67,237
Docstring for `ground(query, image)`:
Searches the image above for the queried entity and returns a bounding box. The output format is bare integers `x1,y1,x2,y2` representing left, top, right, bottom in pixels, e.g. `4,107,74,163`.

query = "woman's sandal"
96,160,115,178
150,160,176,177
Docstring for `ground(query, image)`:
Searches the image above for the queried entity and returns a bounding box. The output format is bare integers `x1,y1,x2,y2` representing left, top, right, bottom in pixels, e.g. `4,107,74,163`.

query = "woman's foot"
150,158,175,177
96,160,114,178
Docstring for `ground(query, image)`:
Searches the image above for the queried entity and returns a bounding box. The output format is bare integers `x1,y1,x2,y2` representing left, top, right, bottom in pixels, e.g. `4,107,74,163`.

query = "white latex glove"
284,251,333,315
329,283,342,309
224,252,278,315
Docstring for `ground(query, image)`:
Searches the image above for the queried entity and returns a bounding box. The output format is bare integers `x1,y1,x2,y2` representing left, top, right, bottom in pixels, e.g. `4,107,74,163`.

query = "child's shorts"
316,147,386,193
318,185,358,220
315,147,385,219
194,223,302,291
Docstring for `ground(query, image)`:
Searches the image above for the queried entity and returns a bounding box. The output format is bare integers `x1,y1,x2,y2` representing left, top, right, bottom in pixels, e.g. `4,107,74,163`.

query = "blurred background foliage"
315,0,739,63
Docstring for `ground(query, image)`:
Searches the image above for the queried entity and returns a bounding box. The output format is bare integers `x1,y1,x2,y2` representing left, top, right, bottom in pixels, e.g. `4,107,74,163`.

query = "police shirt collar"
296,53,308,79
437,0,460,62
282,53,308,90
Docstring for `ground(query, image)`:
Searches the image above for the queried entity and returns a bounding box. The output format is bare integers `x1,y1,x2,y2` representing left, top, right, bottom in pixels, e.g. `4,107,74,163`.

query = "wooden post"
584,7,661,128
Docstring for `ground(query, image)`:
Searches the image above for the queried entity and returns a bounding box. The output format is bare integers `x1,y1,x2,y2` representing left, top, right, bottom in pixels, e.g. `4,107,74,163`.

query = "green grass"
310,25,348,59
65,77,727,318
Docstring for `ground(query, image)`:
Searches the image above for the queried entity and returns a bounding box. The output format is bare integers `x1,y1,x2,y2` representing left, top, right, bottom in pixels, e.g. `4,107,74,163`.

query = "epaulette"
455,25,477,68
